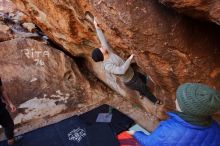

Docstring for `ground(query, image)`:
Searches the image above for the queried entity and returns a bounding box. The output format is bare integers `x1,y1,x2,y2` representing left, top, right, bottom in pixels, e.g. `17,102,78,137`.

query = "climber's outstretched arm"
94,18,112,53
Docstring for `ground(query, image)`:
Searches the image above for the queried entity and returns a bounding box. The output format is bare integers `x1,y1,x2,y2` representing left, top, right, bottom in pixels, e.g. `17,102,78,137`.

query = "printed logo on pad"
68,127,86,143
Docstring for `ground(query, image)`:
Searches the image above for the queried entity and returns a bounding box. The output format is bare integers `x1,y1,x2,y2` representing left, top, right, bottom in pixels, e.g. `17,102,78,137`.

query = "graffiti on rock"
22,48,50,66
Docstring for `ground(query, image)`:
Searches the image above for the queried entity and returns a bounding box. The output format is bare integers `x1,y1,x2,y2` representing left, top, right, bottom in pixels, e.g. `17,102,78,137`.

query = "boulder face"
0,21,12,41
0,0,16,12
12,0,220,101
0,10,158,135
0,37,93,124
159,0,220,25
0,9,112,126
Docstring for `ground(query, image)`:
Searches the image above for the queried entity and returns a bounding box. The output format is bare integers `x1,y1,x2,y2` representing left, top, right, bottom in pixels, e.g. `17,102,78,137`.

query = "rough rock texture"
0,1,164,140
0,21,13,41
0,33,158,139
0,10,113,127
12,0,220,121
0,0,16,12
0,37,93,124
0,9,158,139
159,0,220,25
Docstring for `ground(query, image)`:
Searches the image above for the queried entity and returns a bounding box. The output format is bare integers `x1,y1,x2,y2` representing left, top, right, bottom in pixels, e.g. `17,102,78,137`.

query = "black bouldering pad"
0,115,119,146
0,116,88,146
86,124,119,146
79,104,134,134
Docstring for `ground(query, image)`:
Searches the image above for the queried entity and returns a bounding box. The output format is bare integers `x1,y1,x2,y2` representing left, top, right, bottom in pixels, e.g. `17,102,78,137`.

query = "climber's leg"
125,71,158,104
137,72,147,85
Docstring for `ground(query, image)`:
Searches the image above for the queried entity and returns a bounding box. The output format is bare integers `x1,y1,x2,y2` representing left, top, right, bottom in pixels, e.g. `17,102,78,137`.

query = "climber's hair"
91,48,104,62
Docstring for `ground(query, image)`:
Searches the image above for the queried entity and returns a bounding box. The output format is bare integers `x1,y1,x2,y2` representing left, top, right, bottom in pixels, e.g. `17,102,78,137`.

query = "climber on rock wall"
129,83,220,146
91,17,161,105
0,77,22,145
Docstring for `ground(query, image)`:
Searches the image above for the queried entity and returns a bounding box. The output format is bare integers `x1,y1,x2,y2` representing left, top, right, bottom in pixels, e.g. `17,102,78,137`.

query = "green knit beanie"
176,83,220,116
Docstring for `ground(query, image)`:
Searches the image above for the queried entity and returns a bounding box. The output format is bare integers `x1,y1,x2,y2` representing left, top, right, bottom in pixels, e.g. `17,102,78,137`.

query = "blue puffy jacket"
134,112,220,146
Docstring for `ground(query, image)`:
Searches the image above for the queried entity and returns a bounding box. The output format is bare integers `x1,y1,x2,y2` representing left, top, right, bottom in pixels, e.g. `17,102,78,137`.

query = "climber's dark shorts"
124,71,157,103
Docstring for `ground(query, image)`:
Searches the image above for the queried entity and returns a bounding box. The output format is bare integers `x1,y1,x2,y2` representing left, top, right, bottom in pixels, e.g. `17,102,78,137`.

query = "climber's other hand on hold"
129,54,135,60
94,17,100,28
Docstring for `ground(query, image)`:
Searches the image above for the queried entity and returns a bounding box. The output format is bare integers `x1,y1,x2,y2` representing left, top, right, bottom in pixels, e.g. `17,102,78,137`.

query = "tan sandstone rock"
0,1,164,135
159,0,220,25
0,38,108,125
0,21,13,41
10,0,220,122
0,0,16,13
12,0,220,118
22,22,36,32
